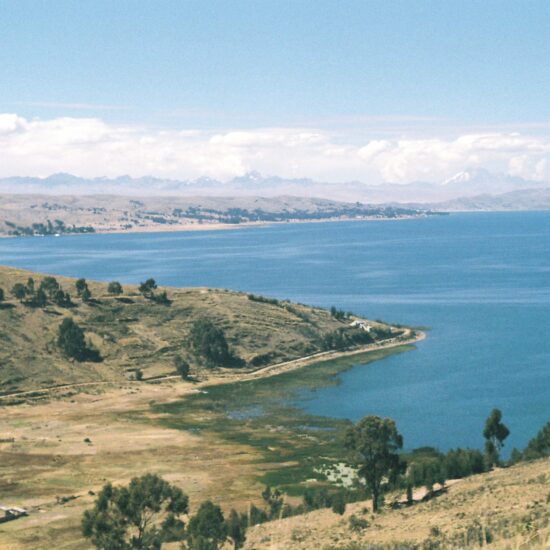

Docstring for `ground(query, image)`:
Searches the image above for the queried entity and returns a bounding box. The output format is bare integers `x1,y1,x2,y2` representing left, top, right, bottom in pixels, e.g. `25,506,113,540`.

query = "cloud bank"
0,113,549,184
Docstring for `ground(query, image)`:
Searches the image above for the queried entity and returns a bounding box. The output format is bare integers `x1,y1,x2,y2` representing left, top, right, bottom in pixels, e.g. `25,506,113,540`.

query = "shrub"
139,278,157,296
174,355,190,379
107,281,123,295
331,493,346,515
348,515,369,532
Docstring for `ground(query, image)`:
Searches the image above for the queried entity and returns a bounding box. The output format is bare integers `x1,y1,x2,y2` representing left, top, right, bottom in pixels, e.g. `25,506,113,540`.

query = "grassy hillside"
0,194,435,236
243,457,550,549
0,265,398,395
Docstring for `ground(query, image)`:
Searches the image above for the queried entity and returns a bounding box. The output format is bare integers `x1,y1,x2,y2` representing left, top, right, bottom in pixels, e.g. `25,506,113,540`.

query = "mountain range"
2,169,550,210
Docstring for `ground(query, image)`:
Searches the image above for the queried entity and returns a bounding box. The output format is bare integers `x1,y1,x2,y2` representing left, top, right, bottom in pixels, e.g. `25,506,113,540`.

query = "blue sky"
0,1,549,182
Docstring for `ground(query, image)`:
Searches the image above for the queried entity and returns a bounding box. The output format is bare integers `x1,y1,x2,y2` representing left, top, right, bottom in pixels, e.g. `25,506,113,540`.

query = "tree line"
81,409,550,549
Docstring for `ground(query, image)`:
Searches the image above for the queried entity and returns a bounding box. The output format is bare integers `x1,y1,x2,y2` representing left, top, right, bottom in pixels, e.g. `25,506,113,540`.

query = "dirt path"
0,330,424,401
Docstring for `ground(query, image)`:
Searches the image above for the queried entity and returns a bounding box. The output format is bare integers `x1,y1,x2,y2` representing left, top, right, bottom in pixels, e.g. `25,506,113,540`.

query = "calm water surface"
1,212,549,453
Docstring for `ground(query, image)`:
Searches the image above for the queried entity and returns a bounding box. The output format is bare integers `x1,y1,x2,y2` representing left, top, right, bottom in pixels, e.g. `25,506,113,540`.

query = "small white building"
349,320,372,333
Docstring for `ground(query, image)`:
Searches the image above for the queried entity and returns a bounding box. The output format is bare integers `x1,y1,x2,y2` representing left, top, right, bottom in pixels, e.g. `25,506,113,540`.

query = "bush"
331,493,346,515
139,278,157,296
107,281,123,295
11,283,27,302
348,515,369,532
174,355,190,379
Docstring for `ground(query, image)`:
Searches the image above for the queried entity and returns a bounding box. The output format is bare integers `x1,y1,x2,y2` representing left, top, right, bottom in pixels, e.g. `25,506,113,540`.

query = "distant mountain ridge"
2,169,549,208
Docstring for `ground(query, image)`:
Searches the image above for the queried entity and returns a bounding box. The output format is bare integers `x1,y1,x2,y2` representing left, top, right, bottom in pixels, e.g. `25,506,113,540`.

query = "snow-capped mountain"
1,169,549,207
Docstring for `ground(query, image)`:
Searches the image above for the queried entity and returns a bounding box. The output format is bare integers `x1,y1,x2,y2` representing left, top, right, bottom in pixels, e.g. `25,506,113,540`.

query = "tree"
58,318,87,360
11,283,27,302
523,422,550,460
406,483,413,504
31,288,47,308
76,278,92,301
108,281,123,295
139,278,157,296
0,287,4,302
189,319,232,368
26,277,35,295
82,474,189,549
39,276,60,298
345,415,404,512
81,286,92,302
76,278,87,296
226,509,246,550
331,493,346,515
52,289,73,307
186,501,226,550
57,317,99,361
483,408,510,467
174,356,190,380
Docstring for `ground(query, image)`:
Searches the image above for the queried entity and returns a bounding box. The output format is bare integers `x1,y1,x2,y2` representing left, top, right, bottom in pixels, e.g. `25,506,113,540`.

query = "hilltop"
0,266,406,396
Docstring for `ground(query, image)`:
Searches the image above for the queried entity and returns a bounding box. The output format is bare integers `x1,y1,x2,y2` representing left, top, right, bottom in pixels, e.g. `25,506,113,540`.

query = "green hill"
0,265,400,395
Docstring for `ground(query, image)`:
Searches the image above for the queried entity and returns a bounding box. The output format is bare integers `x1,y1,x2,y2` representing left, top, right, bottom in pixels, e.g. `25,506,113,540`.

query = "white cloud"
357,133,550,183
0,113,549,184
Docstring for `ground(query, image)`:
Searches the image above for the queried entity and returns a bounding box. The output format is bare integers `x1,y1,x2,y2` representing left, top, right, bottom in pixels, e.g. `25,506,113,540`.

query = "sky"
0,0,549,184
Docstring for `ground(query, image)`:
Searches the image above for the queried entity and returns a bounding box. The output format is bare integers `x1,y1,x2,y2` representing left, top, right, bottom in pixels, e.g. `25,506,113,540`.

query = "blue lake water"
1,212,549,453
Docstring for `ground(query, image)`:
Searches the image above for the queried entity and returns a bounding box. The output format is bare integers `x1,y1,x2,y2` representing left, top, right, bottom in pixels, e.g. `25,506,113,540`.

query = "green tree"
345,415,404,512
11,283,27,302
32,288,47,308
226,509,246,550
81,285,92,302
0,287,4,302
52,289,73,307
174,356,190,380
523,422,550,460
139,278,157,296
187,501,226,550
189,319,233,368
26,277,35,295
331,493,346,515
76,278,87,296
483,409,510,467
58,318,87,360
57,317,99,361
39,276,60,298
406,483,413,504
108,281,123,295
82,474,188,549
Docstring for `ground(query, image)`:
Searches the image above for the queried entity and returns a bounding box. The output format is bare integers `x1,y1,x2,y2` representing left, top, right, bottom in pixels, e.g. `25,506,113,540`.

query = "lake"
1,212,549,454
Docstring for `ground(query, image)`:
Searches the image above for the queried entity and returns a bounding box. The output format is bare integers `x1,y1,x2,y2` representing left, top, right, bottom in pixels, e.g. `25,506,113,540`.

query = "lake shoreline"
0,328,424,403
0,213,443,239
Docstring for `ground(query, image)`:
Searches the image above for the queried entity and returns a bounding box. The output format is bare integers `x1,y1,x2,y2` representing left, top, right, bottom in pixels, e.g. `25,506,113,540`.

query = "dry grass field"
243,458,550,549
0,381,268,549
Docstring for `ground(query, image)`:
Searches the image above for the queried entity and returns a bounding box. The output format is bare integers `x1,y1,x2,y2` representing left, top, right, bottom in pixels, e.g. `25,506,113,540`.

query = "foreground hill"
0,266,402,395
244,457,550,549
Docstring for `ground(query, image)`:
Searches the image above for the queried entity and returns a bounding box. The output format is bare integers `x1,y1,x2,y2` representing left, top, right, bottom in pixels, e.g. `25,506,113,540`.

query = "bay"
1,212,549,453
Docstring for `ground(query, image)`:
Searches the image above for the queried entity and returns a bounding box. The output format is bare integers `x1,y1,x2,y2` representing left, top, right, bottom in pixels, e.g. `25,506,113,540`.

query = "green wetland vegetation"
152,345,413,493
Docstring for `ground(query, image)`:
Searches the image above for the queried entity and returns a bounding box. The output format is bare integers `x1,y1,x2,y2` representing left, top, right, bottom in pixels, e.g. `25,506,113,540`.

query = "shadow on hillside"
116,297,135,304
